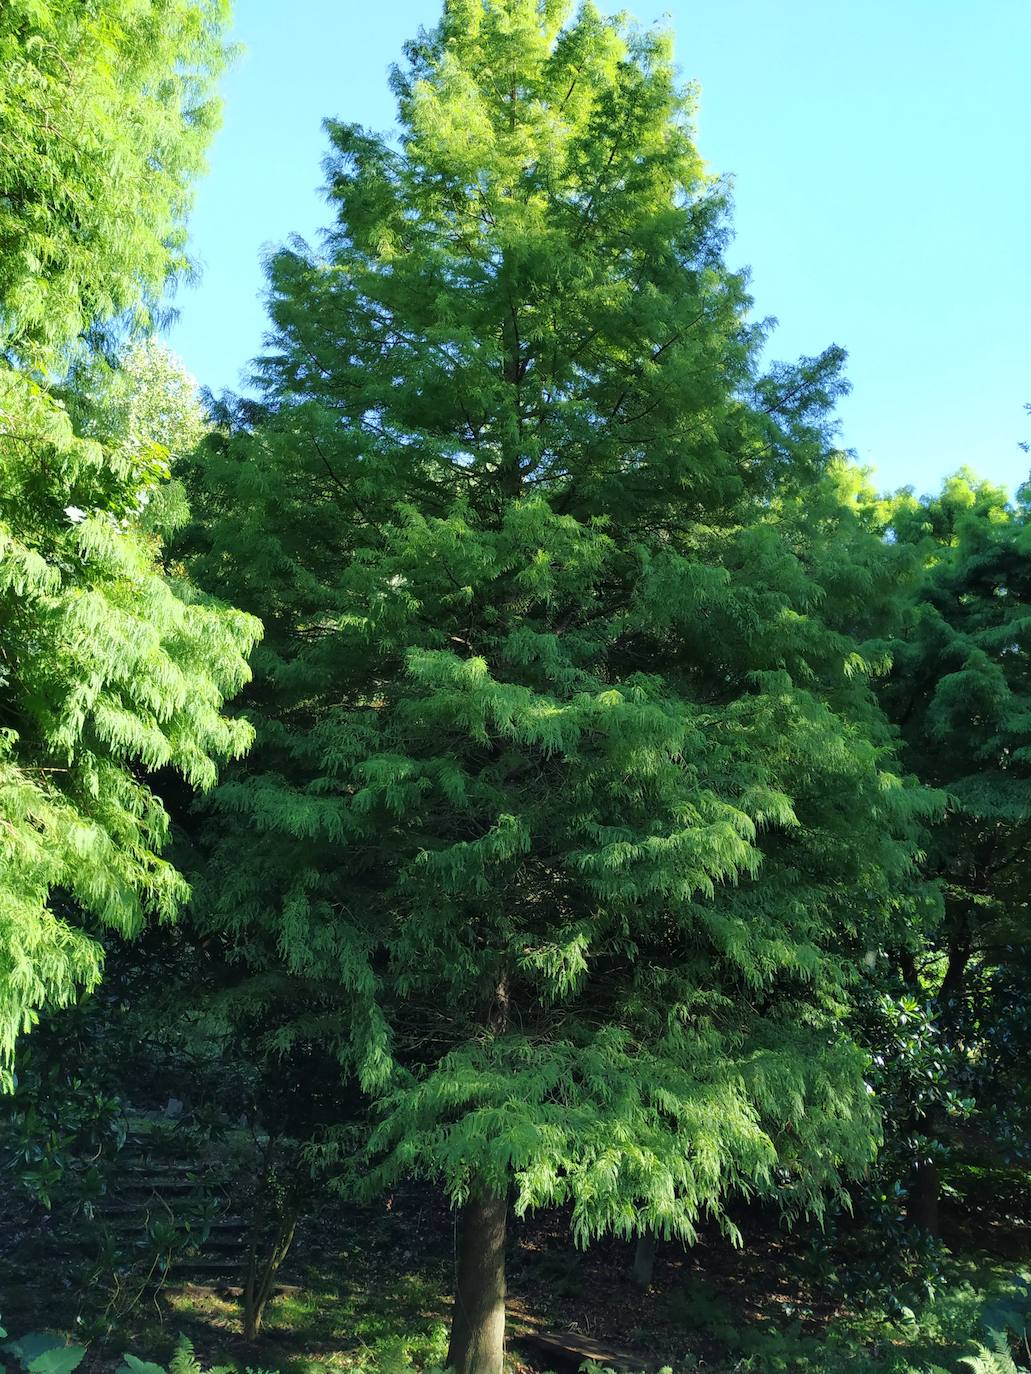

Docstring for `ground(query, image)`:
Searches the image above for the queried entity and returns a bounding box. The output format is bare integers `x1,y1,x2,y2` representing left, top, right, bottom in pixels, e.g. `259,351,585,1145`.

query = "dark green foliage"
1,996,128,1212
866,473,1031,1216
882,471,1031,993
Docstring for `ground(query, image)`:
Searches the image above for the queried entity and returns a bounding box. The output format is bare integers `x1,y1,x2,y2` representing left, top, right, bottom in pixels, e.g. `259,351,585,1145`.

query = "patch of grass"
151,1254,453,1374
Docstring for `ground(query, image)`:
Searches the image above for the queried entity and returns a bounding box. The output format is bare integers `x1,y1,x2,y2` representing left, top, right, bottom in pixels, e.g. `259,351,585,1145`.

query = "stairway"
92,1120,252,1286
2,1116,301,1315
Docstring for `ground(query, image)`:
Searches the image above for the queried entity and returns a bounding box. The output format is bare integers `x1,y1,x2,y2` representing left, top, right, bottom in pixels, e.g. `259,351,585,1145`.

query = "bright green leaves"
368,1019,878,1247
1,1334,86,1374
0,0,230,363
3,1334,77,1374
0,366,259,1084
60,341,208,534
0,0,256,1083
0,1332,215,1374
118,1355,169,1374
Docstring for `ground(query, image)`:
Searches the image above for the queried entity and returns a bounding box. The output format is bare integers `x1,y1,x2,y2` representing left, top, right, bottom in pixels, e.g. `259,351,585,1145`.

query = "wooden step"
104,1230,247,1253
105,1217,246,1233
122,1165,214,1177
170,1259,243,1276
165,1281,299,1300
513,1331,656,1373
118,1180,209,1194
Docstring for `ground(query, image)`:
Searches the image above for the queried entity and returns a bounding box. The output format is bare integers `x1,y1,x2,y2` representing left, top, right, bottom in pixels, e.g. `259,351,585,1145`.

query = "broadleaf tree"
183,4,934,1369
0,0,260,1086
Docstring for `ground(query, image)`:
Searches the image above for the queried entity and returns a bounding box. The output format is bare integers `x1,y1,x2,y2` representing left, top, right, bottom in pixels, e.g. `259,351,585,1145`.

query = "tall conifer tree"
0,0,259,1084
184,4,932,1367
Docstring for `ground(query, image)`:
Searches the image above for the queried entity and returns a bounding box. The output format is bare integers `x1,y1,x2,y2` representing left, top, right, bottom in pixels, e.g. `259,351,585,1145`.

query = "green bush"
0,1329,273,1374
961,1331,1029,1374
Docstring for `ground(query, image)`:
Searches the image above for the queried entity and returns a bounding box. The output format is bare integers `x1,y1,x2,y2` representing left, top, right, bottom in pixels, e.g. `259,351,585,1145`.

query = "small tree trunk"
243,1254,260,1342
632,1230,657,1290
446,1188,508,1374
908,1158,940,1235
243,1212,299,1339
897,949,918,987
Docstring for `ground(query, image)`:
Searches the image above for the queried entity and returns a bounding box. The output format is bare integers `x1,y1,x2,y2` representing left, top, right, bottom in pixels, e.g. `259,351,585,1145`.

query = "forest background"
1,4,1030,1374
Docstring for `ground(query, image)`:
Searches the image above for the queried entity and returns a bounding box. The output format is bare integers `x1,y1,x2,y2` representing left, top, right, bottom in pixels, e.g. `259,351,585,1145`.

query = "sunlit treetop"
255,0,846,536
0,0,231,363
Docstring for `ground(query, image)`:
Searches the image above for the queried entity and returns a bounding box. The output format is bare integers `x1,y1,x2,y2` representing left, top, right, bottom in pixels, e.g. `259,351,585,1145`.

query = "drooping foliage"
0,0,259,1087
183,0,935,1284
0,347,259,1086
0,0,230,363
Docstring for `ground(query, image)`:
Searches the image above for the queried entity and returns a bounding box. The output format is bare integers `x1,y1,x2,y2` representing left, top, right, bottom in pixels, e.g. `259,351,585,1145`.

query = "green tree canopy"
0,0,230,363
0,0,259,1087
182,4,934,1367
868,469,1031,1228
882,469,1031,993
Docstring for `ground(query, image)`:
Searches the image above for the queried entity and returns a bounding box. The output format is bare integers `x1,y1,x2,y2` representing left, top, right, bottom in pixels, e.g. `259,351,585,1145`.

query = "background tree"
872,470,1031,1230
182,4,934,1369
0,0,260,1083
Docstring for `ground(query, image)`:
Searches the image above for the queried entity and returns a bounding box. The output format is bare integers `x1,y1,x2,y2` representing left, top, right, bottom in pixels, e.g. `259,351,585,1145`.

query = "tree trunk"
940,940,970,1003
243,1199,299,1339
446,1188,508,1374
631,1230,657,1290
908,1158,940,1235
897,948,918,987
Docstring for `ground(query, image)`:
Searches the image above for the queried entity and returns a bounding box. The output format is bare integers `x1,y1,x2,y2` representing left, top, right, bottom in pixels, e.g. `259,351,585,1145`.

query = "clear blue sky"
165,0,1031,497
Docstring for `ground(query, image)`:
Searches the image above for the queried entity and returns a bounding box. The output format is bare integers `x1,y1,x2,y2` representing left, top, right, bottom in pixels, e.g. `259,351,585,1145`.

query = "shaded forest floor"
4,1167,1031,1374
